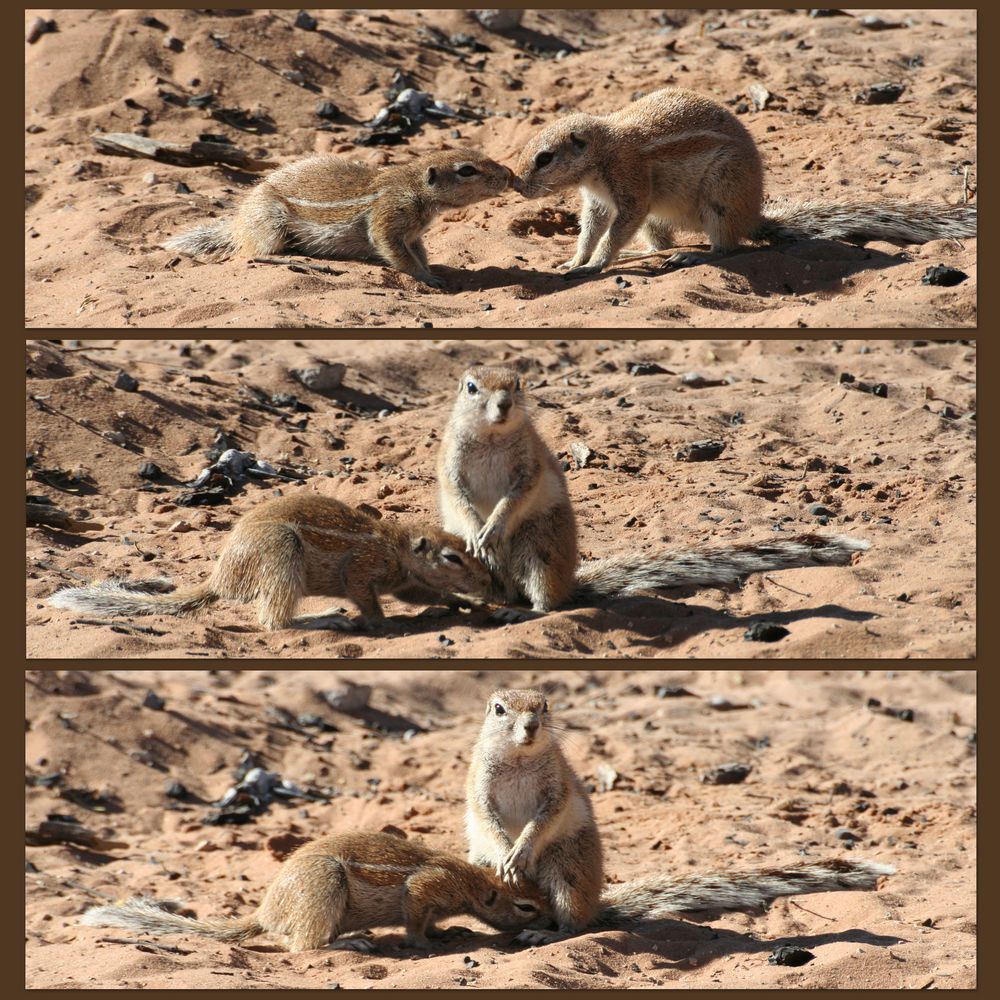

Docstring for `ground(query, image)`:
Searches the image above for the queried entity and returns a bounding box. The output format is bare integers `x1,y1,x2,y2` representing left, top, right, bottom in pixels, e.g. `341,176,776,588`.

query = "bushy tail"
80,896,261,943
571,534,869,602
48,578,218,619
163,221,236,261
595,859,895,928
754,198,976,244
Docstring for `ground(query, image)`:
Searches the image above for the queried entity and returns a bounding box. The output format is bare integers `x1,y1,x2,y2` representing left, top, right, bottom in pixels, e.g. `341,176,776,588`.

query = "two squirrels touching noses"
163,87,976,288
80,688,896,952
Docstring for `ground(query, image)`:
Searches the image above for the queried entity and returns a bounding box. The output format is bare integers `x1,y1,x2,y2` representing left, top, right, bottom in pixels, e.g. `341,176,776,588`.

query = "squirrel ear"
426,166,438,185
483,889,497,907
570,132,586,149
412,536,429,554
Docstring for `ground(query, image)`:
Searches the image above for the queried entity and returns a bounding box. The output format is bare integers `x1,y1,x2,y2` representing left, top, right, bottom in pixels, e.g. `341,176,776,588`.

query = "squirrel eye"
535,151,554,169
514,901,538,913
467,381,478,394
456,165,479,178
542,701,548,714
513,378,521,392
494,703,506,716
443,552,463,565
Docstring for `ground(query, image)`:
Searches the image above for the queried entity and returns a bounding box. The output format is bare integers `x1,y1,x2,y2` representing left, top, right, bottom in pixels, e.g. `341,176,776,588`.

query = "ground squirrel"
49,494,491,631
466,688,894,945
466,688,603,939
164,149,511,287
80,831,552,952
437,365,869,619
513,88,977,277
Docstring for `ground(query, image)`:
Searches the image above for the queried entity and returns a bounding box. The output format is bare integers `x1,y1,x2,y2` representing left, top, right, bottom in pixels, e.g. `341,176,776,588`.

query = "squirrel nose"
523,717,539,734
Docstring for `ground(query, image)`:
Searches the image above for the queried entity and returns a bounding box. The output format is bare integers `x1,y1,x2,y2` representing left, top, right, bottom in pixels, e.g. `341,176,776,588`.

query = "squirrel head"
452,365,527,435
513,114,599,199
472,875,554,932
420,149,512,207
482,688,553,754
405,528,492,597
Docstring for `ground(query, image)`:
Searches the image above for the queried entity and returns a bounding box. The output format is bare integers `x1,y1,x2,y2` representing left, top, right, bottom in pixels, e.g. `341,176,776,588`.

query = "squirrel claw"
561,263,603,280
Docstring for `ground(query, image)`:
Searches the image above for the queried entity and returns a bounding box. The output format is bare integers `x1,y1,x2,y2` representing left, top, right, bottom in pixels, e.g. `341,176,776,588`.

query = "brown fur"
465,689,604,937
81,832,553,952
164,149,512,287
514,87,975,276
49,494,492,630
438,366,578,615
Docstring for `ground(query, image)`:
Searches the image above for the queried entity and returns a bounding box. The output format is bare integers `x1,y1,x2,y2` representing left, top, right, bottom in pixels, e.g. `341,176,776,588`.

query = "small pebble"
702,763,752,785
922,265,968,287
295,10,318,31
142,690,165,711
769,946,815,967
114,370,139,392
744,622,790,643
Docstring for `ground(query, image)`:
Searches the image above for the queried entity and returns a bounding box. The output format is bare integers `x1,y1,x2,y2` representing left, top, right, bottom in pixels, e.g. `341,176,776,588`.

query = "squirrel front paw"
475,515,505,555
500,840,532,883
561,262,605,280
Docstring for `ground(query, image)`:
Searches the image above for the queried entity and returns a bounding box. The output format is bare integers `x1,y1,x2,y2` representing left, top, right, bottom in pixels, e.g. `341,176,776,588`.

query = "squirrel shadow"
561,596,877,650
442,240,909,300
588,918,906,966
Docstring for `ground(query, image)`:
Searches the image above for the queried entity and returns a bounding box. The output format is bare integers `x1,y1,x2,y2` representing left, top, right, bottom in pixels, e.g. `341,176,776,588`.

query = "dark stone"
114,370,139,392
922,265,968,287
769,946,815,967
744,622,790,642
702,763,752,785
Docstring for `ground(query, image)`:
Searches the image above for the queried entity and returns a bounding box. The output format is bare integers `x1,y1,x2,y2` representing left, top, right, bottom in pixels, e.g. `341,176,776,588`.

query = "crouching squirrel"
49,494,491,631
164,149,511,287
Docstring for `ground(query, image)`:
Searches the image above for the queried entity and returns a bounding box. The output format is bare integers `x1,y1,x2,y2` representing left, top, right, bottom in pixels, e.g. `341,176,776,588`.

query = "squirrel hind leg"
508,512,578,612
260,856,349,952
231,192,291,257
212,523,306,630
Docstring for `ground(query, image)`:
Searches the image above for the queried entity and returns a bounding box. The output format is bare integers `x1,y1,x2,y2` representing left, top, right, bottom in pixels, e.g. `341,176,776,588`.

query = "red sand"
25,669,976,989
25,9,976,328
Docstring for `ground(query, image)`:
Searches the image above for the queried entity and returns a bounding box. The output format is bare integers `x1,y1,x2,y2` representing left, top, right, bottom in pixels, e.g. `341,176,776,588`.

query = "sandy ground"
25,8,976,329
24,669,977,989
26,338,976,660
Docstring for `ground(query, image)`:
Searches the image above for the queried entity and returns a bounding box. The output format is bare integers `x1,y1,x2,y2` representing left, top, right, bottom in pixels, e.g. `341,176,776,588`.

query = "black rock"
807,8,851,16
140,15,168,30
808,503,833,517
295,10,318,31
175,181,192,194
629,361,669,376
138,462,162,480
655,685,697,698
315,100,340,120
114,370,139,392
165,781,189,799
142,690,165,710
922,265,968,287
744,622,790,643
769,946,815,967
855,82,905,105
175,486,229,507
702,763,752,785
675,439,725,462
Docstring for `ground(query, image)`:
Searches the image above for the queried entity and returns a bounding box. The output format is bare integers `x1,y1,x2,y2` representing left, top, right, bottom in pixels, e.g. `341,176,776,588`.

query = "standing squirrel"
513,88,977,277
48,494,491,631
79,831,552,952
437,365,869,619
466,688,894,945
164,149,511,287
